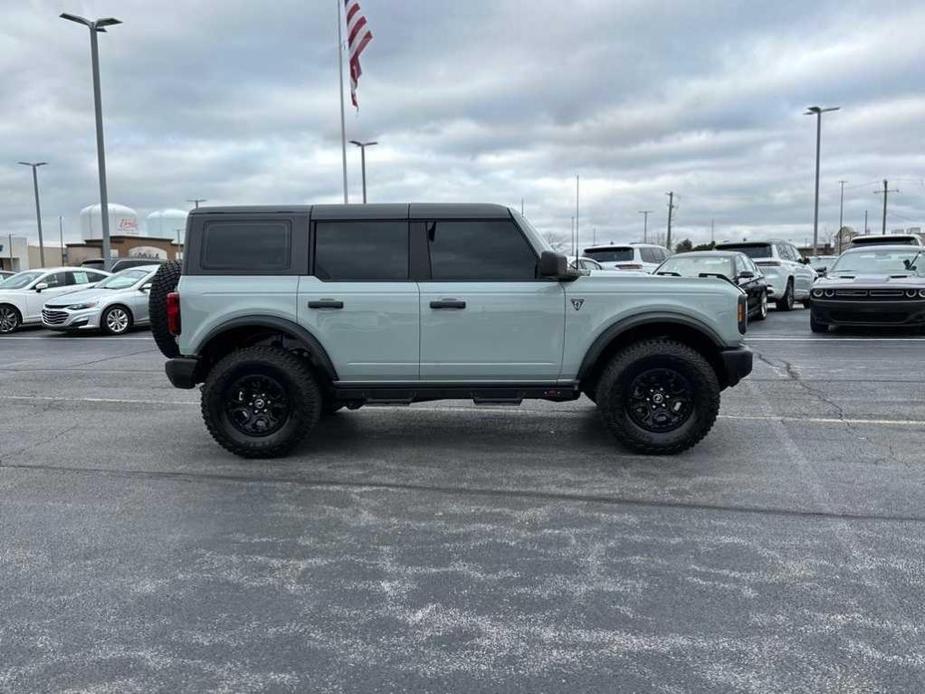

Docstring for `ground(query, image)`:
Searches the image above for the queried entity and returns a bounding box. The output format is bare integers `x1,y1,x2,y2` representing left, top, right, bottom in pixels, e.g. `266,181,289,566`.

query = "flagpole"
336,0,349,203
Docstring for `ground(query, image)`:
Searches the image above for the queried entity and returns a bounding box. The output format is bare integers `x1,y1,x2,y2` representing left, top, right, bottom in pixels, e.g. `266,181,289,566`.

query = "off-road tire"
0,304,22,334
753,290,769,321
810,314,829,333
201,346,322,458
101,304,133,335
148,260,181,358
597,339,721,455
775,279,795,311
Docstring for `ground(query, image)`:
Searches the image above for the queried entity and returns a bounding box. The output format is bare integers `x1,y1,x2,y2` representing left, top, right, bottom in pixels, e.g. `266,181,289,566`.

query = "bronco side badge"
571,298,585,311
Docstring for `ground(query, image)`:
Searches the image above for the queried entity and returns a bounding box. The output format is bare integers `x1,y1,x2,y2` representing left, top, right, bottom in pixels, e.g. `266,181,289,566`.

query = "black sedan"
810,245,925,333
654,251,769,321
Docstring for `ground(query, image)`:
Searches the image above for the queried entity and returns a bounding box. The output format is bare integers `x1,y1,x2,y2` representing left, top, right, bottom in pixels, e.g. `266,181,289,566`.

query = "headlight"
66,302,98,310
906,289,918,299
918,289,925,298
812,288,824,298
824,289,835,298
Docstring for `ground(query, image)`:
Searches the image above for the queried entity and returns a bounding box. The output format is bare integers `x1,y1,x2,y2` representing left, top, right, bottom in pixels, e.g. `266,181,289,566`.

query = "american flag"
344,0,373,108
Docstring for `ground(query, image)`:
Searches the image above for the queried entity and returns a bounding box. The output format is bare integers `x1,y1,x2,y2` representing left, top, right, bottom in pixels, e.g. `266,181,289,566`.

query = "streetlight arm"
60,12,92,26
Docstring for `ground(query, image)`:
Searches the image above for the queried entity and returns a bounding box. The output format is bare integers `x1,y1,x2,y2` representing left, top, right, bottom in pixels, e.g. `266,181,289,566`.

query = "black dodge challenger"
810,245,925,332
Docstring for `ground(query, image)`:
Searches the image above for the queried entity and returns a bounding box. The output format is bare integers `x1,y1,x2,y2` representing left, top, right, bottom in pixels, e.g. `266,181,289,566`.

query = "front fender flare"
577,312,725,381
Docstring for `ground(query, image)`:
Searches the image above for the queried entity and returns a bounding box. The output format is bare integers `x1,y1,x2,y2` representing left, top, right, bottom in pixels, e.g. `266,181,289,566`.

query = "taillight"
618,264,643,270
737,295,747,334
166,291,181,336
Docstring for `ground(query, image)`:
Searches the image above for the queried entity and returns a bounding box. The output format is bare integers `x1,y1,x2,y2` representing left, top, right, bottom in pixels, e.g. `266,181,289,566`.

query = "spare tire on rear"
148,260,182,358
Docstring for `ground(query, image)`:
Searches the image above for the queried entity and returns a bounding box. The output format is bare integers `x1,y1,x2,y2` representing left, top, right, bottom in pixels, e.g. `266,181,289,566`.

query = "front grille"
42,309,68,325
830,311,913,323
827,288,923,301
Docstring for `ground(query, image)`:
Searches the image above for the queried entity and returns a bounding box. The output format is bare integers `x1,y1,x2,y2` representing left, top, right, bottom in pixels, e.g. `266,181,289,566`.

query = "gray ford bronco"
149,203,752,458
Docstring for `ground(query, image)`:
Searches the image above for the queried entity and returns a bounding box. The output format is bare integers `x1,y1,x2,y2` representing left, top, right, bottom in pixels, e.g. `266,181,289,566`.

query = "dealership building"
1,204,187,272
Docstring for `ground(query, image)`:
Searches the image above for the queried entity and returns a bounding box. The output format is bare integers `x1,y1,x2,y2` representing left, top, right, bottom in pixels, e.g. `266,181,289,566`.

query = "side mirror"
800,257,810,265
816,268,827,277
737,270,755,280
34,281,48,292
140,283,152,293
538,250,570,279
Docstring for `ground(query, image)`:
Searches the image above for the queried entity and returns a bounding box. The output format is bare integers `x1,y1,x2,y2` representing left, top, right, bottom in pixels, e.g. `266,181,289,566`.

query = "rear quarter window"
201,221,291,271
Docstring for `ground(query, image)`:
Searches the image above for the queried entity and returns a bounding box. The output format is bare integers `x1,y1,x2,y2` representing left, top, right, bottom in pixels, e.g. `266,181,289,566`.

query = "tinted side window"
314,221,408,281
640,248,659,263
202,220,291,271
44,272,67,288
427,219,538,280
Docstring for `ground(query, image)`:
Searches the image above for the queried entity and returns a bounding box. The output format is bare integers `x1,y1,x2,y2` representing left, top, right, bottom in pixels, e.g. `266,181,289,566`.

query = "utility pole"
59,216,65,264
710,218,715,245
570,217,575,258
864,209,868,235
638,210,652,243
838,180,846,231
520,198,524,216
875,180,899,234
804,106,840,255
665,192,675,250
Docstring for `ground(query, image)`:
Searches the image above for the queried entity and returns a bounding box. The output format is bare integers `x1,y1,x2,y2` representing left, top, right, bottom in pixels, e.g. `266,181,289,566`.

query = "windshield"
715,243,772,259
0,271,43,290
657,256,734,278
96,268,150,290
584,248,634,263
830,249,925,276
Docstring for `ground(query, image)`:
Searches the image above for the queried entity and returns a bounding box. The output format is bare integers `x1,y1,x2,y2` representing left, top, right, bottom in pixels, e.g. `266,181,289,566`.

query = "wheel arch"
577,313,729,395
195,316,338,383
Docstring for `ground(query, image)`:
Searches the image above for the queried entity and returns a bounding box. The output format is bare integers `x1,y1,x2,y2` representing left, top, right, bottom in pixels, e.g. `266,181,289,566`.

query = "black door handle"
430,299,466,309
308,299,344,309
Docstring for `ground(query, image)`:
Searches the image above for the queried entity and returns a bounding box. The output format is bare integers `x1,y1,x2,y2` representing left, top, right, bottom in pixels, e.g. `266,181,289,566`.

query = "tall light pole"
348,140,377,203
59,216,65,264
18,161,47,266
61,13,121,271
638,210,652,243
804,105,840,255
665,192,676,250
187,198,207,209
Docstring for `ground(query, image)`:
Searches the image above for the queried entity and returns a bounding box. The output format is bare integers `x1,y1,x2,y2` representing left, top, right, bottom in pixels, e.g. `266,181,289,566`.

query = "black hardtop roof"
189,203,513,220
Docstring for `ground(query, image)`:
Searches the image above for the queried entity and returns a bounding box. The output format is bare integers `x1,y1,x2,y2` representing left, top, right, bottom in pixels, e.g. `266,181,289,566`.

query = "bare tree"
542,232,569,252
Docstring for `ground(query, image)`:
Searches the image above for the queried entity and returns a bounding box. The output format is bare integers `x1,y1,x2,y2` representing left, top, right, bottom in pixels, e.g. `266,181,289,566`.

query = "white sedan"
0,267,111,334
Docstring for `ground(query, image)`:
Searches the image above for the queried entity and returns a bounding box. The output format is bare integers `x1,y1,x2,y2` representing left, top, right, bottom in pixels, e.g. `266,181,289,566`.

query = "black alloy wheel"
626,368,694,433
224,373,291,437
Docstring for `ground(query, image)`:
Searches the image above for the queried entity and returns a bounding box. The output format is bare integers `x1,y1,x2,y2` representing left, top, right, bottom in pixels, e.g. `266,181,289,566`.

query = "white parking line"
748,336,925,342
1,394,923,428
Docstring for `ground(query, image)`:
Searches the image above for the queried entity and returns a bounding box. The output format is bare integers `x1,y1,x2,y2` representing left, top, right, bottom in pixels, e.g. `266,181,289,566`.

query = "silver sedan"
41,265,161,335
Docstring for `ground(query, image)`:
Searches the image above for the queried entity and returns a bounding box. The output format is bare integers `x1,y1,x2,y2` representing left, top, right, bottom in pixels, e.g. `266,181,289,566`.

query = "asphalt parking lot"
2,309,925,692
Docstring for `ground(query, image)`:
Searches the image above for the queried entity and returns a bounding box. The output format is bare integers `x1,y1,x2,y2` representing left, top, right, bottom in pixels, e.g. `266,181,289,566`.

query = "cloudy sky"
2,0,924,251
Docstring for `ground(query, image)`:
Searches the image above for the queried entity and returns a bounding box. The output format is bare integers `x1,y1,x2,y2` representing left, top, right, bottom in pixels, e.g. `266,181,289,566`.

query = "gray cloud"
1,0,923,253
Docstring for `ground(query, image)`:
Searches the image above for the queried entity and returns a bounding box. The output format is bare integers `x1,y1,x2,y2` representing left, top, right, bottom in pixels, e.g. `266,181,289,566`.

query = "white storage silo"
145,209,189,240
80,203,140,240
